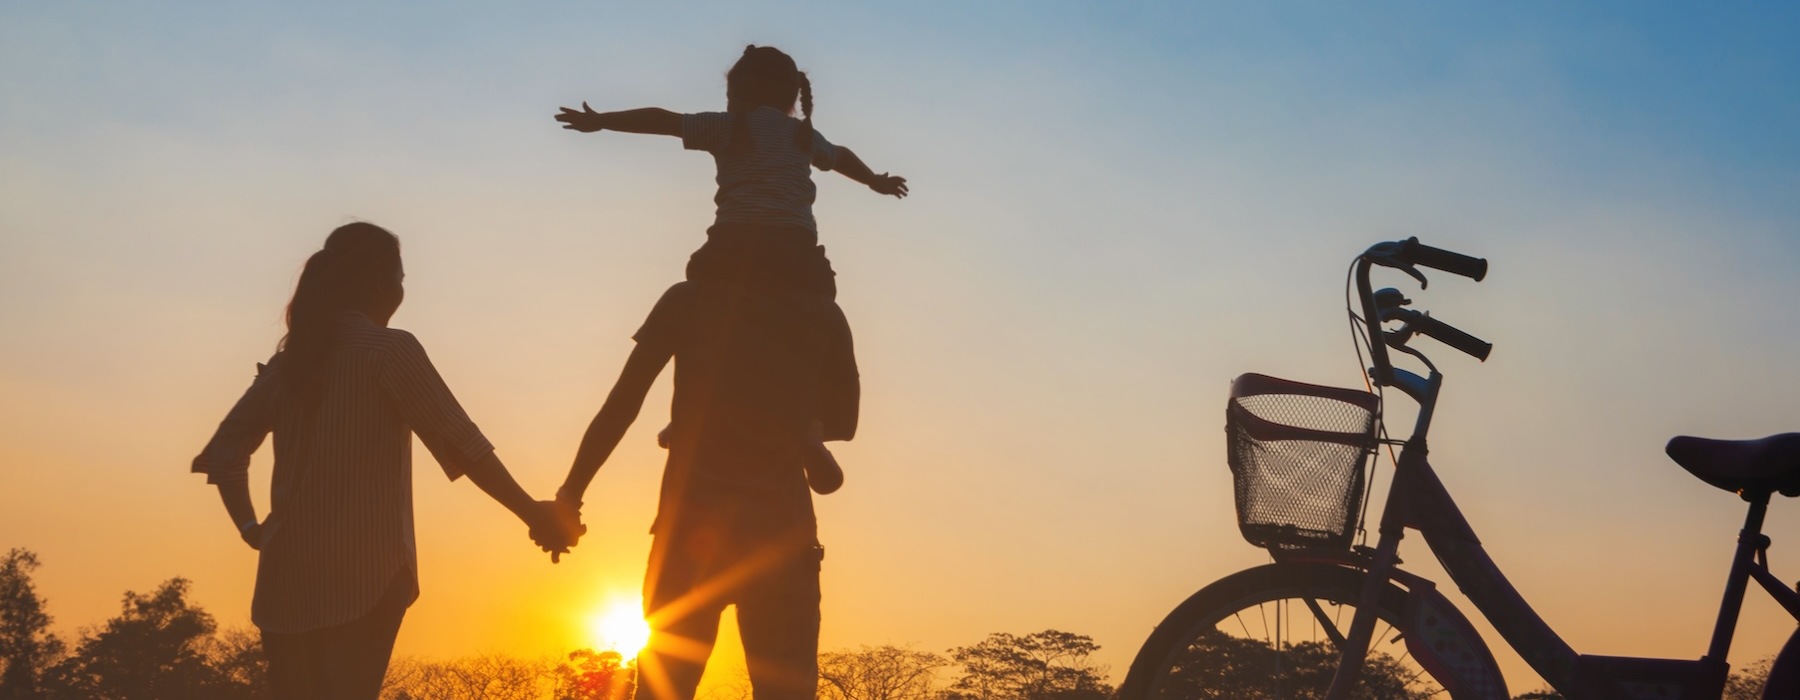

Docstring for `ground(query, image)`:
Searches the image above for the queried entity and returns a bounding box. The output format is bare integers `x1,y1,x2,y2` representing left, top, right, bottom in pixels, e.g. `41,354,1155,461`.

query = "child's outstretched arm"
555,102,681,136
831,146,909,198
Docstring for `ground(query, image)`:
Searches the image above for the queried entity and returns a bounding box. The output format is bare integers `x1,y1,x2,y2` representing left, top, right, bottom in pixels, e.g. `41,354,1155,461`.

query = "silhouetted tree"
207,627,270,699
1283,640,1434,700
818,644,946,700
0,549,66,699
380,653,554,699
946,630,1111,700
1154,629,1435,699
1724,656,1771,700
39,577,240,699
1511,691,1561,699
550,648,635,700
1148,629,1280,699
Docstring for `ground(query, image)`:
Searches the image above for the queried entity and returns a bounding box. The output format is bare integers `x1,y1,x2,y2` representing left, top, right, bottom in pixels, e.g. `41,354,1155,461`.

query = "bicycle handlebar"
1356,238,1492,388
1391,309,1492,361
1402,238,1487,282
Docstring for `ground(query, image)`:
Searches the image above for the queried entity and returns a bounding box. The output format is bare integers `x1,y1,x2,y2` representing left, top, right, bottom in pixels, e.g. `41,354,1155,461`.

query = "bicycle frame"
1321,254,1800,700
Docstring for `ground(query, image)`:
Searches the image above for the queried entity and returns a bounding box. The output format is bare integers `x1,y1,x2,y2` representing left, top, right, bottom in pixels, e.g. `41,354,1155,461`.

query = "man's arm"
555,103,682,136
557,341,674,504
831,146,909,198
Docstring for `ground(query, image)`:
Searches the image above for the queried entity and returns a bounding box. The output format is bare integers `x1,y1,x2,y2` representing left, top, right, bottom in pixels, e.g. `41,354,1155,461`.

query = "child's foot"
805,444,844,495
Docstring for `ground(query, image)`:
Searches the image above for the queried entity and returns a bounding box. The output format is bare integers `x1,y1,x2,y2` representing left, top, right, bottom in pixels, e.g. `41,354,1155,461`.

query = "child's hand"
869,173,909,199
555,102,605,133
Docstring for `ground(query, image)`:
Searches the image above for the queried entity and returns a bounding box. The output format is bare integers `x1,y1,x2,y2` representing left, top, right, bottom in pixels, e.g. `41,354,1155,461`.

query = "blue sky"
3,2,1798,692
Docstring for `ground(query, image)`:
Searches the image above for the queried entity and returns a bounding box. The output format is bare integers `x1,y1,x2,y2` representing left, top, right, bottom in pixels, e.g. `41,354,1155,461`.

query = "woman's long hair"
277,222,401,409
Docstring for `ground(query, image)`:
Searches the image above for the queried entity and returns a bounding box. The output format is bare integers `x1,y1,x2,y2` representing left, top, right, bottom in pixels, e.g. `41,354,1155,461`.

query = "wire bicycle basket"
1226,373,1381,551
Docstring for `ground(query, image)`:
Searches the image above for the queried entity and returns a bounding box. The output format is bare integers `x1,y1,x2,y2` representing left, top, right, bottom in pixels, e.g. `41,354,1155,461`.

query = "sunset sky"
4,2,1799,693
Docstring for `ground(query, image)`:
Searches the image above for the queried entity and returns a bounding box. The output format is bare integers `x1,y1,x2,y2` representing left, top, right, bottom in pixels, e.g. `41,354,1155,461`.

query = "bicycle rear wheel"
1117,563,1453,700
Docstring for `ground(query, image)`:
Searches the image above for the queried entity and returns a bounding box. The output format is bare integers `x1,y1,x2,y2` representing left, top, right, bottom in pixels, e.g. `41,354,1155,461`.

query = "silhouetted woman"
192,222,565,700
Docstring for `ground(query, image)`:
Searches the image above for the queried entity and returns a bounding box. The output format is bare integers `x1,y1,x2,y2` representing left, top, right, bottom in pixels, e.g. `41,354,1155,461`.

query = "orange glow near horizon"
588,597,652,657
8,6,1800,696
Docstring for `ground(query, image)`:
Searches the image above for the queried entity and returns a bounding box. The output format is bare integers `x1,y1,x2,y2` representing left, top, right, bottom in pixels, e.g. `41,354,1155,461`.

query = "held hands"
869,173,909,199
555,102,605,133
528,500,587,563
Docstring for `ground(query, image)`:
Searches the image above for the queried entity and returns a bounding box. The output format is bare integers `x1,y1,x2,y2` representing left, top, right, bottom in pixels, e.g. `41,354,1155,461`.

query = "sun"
587,598,652,657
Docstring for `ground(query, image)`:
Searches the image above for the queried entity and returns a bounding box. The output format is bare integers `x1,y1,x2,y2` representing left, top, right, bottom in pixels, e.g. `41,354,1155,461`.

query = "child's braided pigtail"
795,72,814,151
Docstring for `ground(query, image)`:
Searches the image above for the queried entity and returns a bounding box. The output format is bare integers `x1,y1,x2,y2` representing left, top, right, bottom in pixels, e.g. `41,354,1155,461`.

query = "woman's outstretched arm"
460,452,545,530
557,341,674,505
555,103,682,136
378,331,574,558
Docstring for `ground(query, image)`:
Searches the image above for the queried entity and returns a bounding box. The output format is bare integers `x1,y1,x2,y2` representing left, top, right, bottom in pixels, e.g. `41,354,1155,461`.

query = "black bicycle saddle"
1666,433,1800,497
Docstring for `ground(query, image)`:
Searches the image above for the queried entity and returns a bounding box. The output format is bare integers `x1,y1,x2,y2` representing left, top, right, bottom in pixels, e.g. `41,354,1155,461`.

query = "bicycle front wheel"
1117,562,1452,700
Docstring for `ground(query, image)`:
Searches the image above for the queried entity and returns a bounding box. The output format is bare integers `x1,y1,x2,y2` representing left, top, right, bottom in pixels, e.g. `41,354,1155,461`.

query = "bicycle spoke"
1399,659,1446,697
1392,644,1450,698
1232,611,1253,640
1278,598,1286,651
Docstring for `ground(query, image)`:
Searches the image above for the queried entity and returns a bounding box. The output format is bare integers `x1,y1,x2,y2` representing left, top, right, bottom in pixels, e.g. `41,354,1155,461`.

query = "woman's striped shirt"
192,313,493,634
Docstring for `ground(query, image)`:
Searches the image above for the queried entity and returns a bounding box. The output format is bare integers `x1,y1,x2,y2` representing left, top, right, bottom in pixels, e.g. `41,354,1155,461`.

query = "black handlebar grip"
1405,238,1488,282
1411,314,1493,361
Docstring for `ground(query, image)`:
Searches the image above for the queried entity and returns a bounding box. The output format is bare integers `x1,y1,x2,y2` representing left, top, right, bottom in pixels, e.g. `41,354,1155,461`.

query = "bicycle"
1115,238,1800,699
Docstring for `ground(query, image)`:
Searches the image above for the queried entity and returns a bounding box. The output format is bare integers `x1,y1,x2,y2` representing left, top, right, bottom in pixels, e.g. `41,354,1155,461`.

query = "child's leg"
686,224,836,299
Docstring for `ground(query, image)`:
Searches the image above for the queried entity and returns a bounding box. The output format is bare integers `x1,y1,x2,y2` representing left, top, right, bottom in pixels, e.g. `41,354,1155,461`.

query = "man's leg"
737,541,823,700
636,531,729,700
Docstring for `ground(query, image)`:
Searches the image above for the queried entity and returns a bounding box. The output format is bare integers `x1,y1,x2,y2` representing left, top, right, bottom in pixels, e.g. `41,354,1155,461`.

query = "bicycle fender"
1401,581,1510,700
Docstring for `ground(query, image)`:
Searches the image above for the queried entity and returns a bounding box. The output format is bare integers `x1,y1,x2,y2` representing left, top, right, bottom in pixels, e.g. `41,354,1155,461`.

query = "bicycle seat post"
1705,489,1773,663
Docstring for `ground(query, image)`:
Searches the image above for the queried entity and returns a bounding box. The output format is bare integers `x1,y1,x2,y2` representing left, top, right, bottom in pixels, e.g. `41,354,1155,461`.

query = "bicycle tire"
1117,562,1483,700
1763,627,1800,699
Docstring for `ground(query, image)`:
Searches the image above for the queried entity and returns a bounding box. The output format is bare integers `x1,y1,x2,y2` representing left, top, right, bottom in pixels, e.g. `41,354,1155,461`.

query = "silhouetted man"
554,278,858,700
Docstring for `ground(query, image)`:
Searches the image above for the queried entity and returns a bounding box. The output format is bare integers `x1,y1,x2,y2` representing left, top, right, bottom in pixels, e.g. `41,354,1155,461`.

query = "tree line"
0,548,1113,700
0,548,1770,699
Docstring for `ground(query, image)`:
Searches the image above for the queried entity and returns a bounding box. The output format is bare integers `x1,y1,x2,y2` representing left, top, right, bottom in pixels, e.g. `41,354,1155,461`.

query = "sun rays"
588,597,652,657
